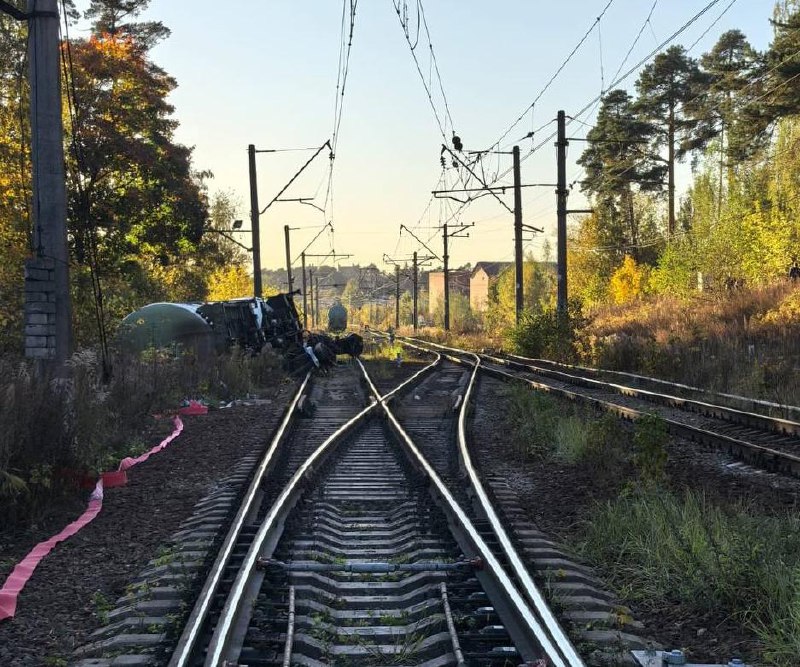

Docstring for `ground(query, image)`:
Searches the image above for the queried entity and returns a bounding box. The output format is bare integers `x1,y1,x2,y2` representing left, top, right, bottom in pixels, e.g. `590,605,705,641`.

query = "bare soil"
0,380,295,667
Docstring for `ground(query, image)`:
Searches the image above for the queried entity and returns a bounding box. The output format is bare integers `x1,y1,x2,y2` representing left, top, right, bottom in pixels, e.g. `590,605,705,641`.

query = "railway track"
158,353,585,666
397,336,800,479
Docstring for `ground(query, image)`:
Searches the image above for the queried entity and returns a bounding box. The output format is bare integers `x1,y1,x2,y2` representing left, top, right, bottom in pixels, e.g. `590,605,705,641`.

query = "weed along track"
402,336,800,479
395,335,800,665
258,419,466,665
101,352,584,666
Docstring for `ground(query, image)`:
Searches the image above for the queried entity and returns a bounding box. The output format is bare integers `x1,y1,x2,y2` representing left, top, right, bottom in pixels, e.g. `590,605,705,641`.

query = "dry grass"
578,282,800,403
0,346,287,528
398,326,503,352
405,281,800,404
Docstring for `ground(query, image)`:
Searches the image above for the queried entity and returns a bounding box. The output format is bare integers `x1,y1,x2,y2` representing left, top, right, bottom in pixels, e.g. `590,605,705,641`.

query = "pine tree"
577,89,664,259
686,31,763,219
84,0,170,50
763,2,800,119
635,46,705,235
689,31,762,162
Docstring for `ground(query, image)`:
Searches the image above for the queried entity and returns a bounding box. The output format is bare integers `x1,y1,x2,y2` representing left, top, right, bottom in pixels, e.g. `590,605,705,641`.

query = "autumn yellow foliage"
206,265,254,301
608,256,648,304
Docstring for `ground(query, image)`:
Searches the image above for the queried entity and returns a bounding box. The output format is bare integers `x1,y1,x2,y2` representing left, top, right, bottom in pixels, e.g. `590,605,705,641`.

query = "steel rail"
281,586,296,667
506,351,800,420
484,361,800,476
358,359,570,667
204,356,441,666
440,583,467,667
399,335,800,437
399,336,800,477
484,351,800,437
394,337,584,665
458,351,585,666
169,371,312,667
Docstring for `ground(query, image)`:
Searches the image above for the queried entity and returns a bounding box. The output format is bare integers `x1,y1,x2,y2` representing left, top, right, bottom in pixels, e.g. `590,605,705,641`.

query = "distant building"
470,261,513,312
428,270,470,313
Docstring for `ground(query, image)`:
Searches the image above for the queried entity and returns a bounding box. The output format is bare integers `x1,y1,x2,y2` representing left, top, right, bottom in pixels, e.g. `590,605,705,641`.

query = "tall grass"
503,386,635,476
582,283,800,404
579,490,800,665
0,346,285,528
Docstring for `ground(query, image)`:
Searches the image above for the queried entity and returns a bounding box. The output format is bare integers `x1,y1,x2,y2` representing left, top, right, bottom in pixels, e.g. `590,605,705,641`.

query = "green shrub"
506,299,586,362
632,414,668,487
582,412,630,475
505,385,560,459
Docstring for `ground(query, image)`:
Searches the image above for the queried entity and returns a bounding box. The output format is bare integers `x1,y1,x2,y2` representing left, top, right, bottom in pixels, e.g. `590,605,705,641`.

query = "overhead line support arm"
260,140,331,215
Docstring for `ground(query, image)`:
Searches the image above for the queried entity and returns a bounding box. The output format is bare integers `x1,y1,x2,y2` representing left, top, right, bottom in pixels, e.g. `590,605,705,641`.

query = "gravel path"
0,382,295,666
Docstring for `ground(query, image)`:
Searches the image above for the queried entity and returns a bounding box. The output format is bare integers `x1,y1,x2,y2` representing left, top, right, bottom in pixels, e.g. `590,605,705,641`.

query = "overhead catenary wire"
424,0,734,263
610,0,659,86
487,0,730,192
488,0,616,152
323,0,359,253
566,47,800,192
391,0,455,142
545,0,660,163
687,0,738,53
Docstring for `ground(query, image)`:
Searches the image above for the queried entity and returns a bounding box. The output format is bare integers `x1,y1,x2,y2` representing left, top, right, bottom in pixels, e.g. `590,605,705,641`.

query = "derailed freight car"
119,294,303,355
119,294,363,376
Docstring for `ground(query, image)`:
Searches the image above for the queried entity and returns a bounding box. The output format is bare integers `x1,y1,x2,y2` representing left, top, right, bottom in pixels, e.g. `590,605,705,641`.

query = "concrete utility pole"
308,269,314,327
442,221,450,332
556,110,569,315
301,252,307,329
394,264,400,329
283,224,293,294
513,145,524,325
314,276,320,327
248,144,263,297
412,252,418,331
24,0,72,366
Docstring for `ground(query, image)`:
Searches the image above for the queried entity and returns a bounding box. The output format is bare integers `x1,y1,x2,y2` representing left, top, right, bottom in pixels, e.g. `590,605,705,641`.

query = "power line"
610,0,659,86
490,0,730,187
331,0,357,156
391,0,455,142
323,0,359,253
687,0,738,53
489,0,616,152
567,46,800,191
430,0,732,250
418,0,454,133
569,0,724,126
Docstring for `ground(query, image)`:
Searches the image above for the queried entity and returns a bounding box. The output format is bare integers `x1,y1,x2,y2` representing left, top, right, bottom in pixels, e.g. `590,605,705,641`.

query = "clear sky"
72,0,776,272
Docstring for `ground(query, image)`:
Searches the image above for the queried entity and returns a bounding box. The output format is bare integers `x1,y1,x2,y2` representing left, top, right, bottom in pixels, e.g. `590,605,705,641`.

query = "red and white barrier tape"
0,414,186,622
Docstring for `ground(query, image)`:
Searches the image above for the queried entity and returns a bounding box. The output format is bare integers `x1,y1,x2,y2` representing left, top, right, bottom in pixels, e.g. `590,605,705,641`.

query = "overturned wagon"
119,294,302,355
119,294,363,376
